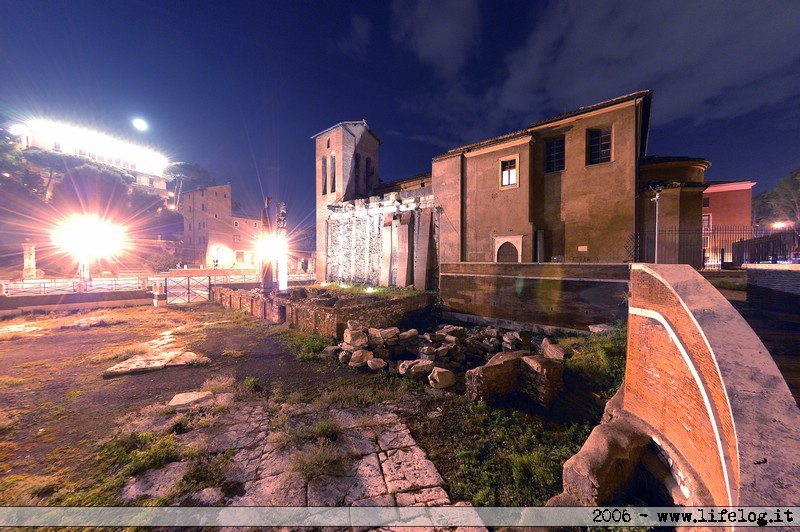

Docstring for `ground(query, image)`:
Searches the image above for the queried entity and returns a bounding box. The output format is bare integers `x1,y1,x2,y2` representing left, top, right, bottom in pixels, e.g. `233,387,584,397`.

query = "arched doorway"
497,241,519,262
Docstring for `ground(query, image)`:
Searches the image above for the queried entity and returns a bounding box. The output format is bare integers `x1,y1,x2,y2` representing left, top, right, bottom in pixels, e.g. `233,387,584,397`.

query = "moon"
132,118,149,131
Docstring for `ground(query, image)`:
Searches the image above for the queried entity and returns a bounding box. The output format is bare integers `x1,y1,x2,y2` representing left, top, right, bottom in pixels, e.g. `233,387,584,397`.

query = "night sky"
2,0,799,228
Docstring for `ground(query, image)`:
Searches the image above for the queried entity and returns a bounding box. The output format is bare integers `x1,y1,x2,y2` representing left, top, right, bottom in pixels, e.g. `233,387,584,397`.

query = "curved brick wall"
625,264,800,505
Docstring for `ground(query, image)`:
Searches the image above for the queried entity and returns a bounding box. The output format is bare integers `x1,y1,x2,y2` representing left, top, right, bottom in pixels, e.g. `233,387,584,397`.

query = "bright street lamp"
52,215,127,281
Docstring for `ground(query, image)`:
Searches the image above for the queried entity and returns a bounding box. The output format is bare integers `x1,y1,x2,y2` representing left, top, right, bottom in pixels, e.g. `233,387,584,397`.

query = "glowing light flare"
26,119,168,176
51,215,127,261
132,118,149,131
772,221,791,229
256,234,288,261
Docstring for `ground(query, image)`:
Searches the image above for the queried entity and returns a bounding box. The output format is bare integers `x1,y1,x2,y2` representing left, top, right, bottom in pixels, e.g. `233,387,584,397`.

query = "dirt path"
0,303,364,501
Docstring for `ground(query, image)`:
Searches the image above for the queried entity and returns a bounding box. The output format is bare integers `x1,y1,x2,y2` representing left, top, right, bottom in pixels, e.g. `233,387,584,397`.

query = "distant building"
179,183,261,268
14,118,169,198
315,90,712,288
702,180,756,228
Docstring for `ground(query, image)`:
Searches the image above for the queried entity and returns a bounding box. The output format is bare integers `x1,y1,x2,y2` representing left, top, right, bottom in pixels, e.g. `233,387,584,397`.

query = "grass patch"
411,398,591,506
47,431,183,506
114,346,147,361
0,376,26,389
563,324,627,399
293,416,342,443
314,374,424,408
710,279,747,291
0,333,22,342
201,375,236,394
291,438,343,481
275,329,332,361
222,348,245,358
179,451,233,492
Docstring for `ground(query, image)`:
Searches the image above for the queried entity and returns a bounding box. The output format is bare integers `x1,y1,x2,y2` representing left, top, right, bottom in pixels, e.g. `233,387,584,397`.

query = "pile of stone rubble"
321,321,576,403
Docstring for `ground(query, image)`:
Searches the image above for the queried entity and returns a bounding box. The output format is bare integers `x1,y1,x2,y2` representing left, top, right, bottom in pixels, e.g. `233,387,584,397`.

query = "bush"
276,330,332,360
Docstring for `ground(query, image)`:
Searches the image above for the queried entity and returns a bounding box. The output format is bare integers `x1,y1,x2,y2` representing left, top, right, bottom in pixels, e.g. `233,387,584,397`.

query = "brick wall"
624,264,800,505
439,262,629,330
744,264,800,314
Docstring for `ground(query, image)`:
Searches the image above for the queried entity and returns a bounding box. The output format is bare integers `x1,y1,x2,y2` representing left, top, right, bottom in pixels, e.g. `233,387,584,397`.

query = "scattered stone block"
380,327,400,340
367,358,387,371
465,352,525,402
398,359,435,378
349,349,374,368
346,320,363,331
520,355,563,405
322,345,342,358
541,337,567,360
398,329,419,342
589,323,615,334
428,367,455,389
343,329,369,348
168,391,214,412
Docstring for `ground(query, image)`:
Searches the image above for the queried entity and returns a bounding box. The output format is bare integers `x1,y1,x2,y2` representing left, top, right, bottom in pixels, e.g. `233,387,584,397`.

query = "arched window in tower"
326,137,330,149
321,156,327,195
330,153,336,193
354,153,362,193
366,156,374,178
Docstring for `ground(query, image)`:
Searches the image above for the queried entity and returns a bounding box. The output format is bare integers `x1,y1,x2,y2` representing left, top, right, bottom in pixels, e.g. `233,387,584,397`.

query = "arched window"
366,157,374,177
321,156,327,195
497,242,519,263
326,137,330,149
331,153,336,193
354,153,362,193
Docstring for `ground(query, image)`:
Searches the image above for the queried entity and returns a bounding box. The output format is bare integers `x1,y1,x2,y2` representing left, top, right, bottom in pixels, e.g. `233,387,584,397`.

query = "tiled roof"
434,90,653,160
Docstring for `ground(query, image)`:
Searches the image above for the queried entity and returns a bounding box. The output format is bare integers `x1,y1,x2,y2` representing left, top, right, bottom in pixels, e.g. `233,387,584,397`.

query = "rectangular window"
587,128,612,165
703,197,710,208
233,234,240,243
499,157,518,188
545,137,565,172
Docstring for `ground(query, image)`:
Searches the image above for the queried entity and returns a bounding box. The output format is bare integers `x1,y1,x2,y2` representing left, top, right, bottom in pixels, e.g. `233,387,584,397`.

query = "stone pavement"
120,393,464,511
102,324,215,377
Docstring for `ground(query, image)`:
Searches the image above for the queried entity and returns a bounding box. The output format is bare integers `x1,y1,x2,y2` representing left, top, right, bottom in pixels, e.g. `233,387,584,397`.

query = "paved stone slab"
377,425,416,451
380,446,444,493
232,471,307,506
395,486,451,506
120,461,189,503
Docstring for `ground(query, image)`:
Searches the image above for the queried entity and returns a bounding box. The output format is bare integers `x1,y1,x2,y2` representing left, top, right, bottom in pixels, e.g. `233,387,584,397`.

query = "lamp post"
650,186,662,264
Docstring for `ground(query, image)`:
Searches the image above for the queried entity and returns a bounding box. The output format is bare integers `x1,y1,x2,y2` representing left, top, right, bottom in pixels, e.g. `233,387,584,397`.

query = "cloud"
336,14,373,58
391,0,481,79
494,0,800,127
398,0,800,150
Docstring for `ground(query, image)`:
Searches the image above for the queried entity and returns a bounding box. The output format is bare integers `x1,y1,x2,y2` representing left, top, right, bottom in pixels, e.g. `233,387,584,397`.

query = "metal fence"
636,225,799,270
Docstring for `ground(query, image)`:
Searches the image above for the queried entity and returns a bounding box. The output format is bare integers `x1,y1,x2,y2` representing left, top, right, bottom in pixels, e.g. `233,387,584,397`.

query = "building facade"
702,180,756,228
315,91,712,287
179,183,261,268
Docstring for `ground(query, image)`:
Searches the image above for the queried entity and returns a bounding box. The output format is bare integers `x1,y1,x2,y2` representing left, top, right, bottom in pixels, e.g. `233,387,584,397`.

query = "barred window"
545,137,565,172
587,128,612,165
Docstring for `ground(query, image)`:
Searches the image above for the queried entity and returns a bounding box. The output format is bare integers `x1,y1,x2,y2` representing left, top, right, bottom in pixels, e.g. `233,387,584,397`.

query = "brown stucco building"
179,183,261,268
314,91,711,287
702,180,755,228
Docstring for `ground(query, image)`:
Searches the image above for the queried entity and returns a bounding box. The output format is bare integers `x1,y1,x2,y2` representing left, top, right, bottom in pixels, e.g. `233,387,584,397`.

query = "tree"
754,168,800,225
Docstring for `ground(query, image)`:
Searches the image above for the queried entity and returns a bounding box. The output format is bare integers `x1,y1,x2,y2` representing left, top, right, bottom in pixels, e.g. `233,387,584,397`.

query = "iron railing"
636,225,799,270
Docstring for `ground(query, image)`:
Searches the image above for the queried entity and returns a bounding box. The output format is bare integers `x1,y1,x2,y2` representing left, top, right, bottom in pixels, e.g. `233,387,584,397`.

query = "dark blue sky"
2,0,799,228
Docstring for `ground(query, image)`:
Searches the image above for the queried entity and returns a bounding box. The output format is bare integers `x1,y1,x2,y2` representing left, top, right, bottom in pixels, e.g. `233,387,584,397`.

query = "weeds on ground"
0,376,26,389
293,416,342,443
291,438,343,481
201,375,236,394
563,323,627,399
47,431,183,506
179,450,233,493
314,375,423,408
412,398,591,507
273,329,332,360
0,333,22,342
222,349,245,358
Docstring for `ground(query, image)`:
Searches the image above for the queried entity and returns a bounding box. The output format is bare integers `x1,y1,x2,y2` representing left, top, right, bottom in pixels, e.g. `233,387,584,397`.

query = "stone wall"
211,286,433,340
325,190,437,290
439,262,629,330
744,264,800,314
552,263,800,508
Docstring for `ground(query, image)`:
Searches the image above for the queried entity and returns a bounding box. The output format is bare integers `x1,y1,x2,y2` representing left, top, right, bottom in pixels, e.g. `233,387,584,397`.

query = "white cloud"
391,0,481,79
400,0,800,150
494,0,800,126
336,14,373,58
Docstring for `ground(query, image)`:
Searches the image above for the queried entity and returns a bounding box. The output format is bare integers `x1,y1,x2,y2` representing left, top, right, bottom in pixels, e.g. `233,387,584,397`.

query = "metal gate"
166,276,210,304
